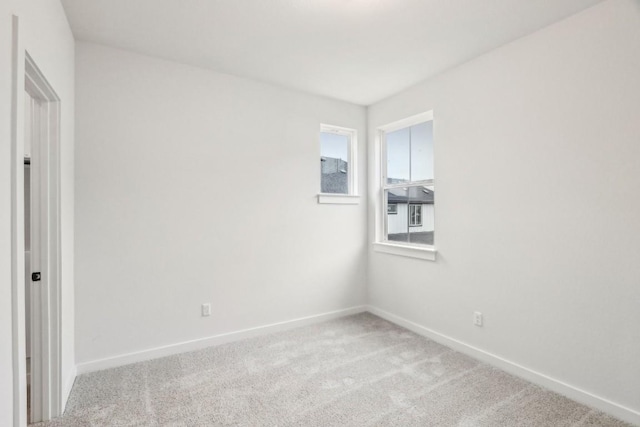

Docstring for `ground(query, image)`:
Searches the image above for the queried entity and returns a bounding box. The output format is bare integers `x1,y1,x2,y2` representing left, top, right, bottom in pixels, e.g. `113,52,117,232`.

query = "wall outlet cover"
474,311,483,327
201,303,211,317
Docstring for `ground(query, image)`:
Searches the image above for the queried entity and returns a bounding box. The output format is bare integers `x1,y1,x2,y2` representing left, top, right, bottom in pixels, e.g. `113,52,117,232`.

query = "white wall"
0,6,13,422
74,42,367,365
368,0,640,421
0,1,75,425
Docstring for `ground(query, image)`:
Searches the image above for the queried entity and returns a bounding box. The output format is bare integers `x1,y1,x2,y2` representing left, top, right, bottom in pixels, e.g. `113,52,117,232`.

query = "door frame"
11,15,63,425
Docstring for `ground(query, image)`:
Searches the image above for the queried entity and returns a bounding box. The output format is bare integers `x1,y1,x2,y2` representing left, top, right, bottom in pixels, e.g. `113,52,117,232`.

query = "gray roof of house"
387,185,434,204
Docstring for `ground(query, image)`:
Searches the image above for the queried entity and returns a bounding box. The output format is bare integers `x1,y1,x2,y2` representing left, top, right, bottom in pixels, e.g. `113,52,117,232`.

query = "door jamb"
11,14,63,426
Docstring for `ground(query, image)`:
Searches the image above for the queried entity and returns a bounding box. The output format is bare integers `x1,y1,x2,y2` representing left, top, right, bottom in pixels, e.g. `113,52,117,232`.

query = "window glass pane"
320,132,349,194
410,121,434,181
386,188,409,243
386,127,410,184
386,186,434,245
386,122,433,184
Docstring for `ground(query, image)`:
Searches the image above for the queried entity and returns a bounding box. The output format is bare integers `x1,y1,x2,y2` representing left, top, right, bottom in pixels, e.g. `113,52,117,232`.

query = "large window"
319,124,357,196
380,112,434,249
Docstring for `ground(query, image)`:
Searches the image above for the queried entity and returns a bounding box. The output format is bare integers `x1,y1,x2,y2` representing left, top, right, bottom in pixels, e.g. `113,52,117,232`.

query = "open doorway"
11,31,64,423
23,90,32,422
24,52,63,424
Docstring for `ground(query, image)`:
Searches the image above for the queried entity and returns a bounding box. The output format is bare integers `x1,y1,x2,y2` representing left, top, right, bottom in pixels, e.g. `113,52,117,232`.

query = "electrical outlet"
201,303,211,317
473,311,483,327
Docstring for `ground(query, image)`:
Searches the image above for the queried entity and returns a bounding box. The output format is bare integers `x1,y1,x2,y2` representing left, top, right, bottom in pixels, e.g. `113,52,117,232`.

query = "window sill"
317,194,360,205
373,242,437,261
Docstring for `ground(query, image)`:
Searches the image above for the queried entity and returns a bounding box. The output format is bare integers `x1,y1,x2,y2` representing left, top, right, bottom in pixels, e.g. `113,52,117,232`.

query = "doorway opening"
24,90,33,422
11,32,64,424
24,52,63,424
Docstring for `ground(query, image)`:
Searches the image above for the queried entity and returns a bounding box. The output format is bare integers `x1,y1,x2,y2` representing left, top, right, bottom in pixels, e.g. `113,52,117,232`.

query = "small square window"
320,125,357,195
387,204,398,215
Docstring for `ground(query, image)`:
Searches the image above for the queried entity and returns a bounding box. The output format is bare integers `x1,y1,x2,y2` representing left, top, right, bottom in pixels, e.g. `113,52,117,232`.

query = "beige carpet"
36,313,631,426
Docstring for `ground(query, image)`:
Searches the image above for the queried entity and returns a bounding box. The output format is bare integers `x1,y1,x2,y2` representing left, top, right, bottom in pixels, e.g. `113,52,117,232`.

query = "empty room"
1,0,639,425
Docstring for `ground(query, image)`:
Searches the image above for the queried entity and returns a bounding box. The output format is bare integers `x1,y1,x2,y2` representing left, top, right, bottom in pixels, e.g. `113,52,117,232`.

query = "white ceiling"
61,0,602,105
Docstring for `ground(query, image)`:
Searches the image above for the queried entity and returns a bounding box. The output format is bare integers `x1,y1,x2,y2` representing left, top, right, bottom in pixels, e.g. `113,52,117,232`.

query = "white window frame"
374,111,436,261
318,124,359,204
409,204,422,227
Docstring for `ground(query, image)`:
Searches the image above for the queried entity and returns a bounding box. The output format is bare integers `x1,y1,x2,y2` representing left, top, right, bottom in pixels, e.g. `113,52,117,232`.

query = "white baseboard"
61,365,77,413
366,305,640,426
75,305,367,375
70,304,638,425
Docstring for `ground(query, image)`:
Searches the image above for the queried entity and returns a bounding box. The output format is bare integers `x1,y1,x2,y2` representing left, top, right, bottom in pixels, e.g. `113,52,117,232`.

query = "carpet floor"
36,313,631,426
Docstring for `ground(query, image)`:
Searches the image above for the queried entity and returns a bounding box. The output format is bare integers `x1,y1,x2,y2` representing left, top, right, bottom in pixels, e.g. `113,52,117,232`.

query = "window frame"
409,204,422,227
318,124,358,204
375,111,436,261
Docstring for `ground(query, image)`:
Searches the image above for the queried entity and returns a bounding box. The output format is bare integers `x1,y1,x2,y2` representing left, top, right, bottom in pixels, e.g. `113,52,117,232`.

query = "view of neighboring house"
320,158,435,245
320,157,348,194
386,185,434,245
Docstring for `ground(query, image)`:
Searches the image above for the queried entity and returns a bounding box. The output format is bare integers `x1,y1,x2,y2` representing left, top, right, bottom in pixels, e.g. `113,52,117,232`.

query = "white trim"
366,306,640,426
319,123,358,196
377,110,433,133
317,194,360,204
377,111,435,254
60,303,640,425
320,123,355,137
76,306,367,374
61,366,76,413
384,179,434,190
24,52,63,423
11,19,64,425
373,242,436,261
